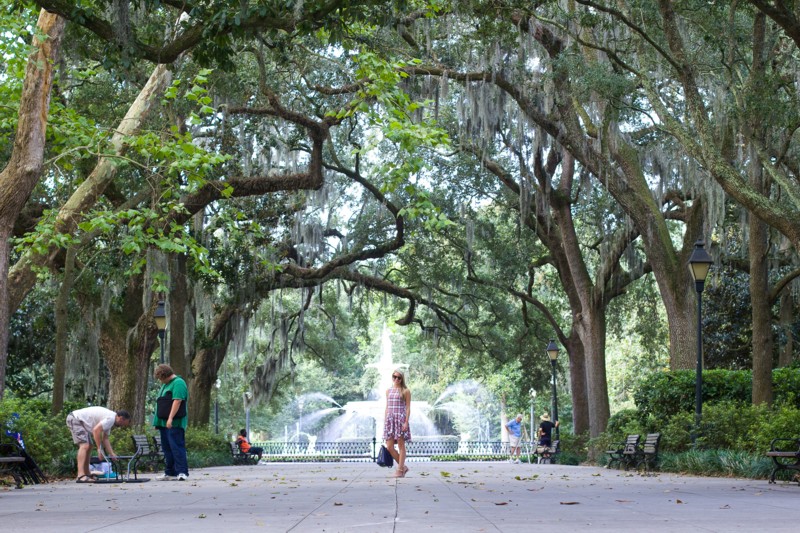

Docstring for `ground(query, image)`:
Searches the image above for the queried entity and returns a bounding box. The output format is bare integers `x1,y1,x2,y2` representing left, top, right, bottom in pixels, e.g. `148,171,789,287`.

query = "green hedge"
633,367,800,422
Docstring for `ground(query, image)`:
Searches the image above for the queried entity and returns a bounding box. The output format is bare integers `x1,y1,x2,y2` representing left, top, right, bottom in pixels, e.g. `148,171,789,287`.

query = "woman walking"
384,369,412,478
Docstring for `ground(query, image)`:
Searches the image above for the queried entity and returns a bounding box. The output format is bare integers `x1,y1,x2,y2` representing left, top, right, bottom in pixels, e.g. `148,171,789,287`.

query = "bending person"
66,407,130,483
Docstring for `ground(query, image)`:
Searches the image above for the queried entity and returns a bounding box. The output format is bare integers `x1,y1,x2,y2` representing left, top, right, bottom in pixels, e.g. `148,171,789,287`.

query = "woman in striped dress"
384,369,412,478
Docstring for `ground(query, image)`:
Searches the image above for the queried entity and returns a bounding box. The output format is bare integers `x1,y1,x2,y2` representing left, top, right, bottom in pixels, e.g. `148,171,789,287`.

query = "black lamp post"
546,339,560,442
154,300,167,364
688,240,712,445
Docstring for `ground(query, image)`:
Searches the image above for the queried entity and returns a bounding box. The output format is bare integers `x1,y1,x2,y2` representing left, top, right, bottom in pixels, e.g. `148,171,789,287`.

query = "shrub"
557,431,588,465
633,368,800,422
753,403,800,452
658,412,693,452
0,396,81,475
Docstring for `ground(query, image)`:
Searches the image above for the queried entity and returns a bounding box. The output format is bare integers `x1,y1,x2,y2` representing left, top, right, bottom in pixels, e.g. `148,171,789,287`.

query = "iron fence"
252,439,540,463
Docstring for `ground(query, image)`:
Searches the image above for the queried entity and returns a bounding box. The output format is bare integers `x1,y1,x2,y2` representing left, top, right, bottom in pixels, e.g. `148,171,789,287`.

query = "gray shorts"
66,414,91,445
508,435,521,448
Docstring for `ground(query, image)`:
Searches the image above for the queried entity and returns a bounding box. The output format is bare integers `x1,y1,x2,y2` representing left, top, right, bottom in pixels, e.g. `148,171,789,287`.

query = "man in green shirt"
153,364,189,480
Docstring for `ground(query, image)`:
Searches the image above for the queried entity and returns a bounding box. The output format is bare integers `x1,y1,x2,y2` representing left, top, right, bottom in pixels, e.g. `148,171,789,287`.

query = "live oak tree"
0,10,65,399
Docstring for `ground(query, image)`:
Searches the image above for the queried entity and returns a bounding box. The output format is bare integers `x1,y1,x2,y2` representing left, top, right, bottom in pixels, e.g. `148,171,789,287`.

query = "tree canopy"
1,0,798,439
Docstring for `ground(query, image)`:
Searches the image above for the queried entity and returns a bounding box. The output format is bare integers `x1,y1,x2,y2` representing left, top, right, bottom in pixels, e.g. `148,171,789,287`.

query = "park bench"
766,438,800,484
230,441,260,465
0,441,46,486
606,434,640,470
130,434,164,473
534,440,560,464
634,433,661,474
0,443,26,488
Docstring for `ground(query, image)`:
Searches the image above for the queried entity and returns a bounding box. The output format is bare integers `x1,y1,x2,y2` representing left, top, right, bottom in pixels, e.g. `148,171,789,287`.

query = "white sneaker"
514,459,520,464
176,473,188,481
155,474,177,481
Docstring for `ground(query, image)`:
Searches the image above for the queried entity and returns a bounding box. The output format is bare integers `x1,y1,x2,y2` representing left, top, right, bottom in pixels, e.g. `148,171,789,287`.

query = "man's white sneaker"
514,459,520,464
155,474,177,481
176,473,188,481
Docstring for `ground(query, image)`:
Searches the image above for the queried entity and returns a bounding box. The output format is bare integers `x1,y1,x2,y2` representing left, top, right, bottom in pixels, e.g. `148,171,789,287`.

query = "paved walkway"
1,461,798,532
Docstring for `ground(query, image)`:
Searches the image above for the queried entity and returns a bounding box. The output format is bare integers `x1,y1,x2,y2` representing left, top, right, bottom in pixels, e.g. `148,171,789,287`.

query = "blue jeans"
158,426,188,477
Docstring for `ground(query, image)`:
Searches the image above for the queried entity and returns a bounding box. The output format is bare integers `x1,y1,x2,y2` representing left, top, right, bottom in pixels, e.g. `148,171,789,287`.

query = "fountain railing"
252,437,531,462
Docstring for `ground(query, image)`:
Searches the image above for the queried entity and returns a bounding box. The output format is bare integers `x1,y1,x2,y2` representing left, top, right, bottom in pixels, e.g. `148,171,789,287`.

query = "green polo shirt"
152,375,189,430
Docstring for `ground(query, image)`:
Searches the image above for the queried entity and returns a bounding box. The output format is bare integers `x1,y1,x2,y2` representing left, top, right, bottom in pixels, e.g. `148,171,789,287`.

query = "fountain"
301,326,438,443
278,327,500,457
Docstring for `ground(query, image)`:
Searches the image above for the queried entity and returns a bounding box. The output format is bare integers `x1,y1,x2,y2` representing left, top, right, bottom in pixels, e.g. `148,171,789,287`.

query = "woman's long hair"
392,369,408,391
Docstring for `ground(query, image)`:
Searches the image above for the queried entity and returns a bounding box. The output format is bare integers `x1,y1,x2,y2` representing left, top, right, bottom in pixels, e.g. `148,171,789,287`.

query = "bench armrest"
768,438,800,452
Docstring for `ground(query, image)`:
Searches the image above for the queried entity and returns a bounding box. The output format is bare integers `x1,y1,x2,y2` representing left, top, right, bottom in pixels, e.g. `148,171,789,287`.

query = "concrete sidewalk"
1,461,798,532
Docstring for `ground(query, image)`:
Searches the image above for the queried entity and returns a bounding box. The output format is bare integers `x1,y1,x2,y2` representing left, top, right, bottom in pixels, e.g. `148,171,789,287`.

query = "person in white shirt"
66,406,131,483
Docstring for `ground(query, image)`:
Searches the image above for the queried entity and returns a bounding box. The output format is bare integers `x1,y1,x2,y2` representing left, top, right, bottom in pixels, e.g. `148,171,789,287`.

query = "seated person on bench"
236,429,263,460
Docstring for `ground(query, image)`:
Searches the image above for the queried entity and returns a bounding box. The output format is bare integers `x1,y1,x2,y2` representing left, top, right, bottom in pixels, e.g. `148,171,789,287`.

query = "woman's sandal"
76,475,95,483
393,469,405,478
402,465,409,475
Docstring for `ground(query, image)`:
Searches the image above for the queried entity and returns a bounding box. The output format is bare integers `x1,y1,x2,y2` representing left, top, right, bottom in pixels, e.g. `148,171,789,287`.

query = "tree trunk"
0,10,65,399
189,343,228,426
578,310,610,438
168,254,192,377
564,330,589,435
749,146,773,404
52,247,77,414
188,305,239,426
750,214,773,405
101,275,159,426
779,291,794,367
552,155,610,437
664,286,699,370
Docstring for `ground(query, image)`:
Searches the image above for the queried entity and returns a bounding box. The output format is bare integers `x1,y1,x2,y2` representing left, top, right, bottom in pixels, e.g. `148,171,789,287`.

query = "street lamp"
546,339,560,441
244,391,252,437
688,239,713,445
153,300,167,364
528,388,537,443
214,378,221,434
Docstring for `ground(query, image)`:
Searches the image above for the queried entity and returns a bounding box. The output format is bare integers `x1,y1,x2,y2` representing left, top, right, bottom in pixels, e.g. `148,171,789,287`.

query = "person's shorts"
508,435,521,448
66,413,90,444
